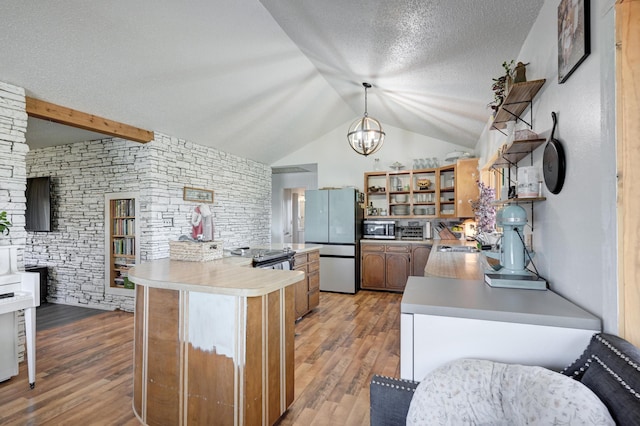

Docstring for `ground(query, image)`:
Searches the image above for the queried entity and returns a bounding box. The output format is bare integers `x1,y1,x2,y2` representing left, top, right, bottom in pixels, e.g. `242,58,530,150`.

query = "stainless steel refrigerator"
304,188,363,294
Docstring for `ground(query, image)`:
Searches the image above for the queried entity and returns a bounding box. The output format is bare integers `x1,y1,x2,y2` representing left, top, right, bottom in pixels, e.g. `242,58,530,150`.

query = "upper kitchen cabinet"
412,169,437,217
364,159,479,219
364,171,389,217
438,165,456,217
455,158,480,218
388,171,412,217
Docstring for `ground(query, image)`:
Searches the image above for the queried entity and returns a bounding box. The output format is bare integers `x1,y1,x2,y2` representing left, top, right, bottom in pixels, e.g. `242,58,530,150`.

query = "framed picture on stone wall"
183,187,214,203
558,0,590,84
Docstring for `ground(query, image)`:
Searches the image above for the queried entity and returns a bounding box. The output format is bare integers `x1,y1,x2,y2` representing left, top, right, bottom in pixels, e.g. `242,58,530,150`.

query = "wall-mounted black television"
25,176,52,232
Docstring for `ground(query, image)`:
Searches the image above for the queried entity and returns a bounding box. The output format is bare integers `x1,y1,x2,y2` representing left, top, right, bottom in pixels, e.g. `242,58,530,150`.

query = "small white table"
401,276,601,381
0,246,39,387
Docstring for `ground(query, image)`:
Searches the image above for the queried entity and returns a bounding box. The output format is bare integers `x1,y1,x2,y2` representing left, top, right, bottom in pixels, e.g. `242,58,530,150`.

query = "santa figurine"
190,205,204,240
190,204,214,241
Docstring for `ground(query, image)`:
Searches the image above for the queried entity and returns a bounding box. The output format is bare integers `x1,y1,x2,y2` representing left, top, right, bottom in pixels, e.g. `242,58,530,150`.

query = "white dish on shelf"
391,205,410,215
390,162,405,170
444,151,465,163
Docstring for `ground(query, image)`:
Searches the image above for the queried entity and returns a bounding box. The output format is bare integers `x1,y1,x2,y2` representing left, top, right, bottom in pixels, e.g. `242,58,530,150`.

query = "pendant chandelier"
347,82,385,156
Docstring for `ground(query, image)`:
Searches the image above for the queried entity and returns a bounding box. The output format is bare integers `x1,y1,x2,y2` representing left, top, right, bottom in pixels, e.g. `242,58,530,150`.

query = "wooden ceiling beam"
25,97,154,143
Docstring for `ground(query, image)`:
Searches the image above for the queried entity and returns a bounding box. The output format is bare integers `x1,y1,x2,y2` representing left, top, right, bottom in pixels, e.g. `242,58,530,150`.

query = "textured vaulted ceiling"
0,0,543,164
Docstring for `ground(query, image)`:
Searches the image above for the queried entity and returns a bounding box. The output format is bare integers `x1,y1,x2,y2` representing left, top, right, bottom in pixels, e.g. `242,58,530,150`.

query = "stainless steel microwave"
363,220,396,239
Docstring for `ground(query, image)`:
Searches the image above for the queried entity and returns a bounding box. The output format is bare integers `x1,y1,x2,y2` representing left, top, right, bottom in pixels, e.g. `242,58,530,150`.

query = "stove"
229,247,296,269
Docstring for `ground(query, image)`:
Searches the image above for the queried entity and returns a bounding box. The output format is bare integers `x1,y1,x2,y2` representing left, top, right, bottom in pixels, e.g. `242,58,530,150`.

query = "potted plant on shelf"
0,211,12,244
488,60,515,115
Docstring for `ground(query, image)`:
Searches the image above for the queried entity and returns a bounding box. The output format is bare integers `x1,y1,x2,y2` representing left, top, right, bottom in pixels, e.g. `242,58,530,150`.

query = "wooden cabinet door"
294,264,309,318
455,158,479,218
308,250,320,267
385,244,410,253
361,252,386,289
361,243,385,252
386,253,410,290
307,270,320,310
294,279,309,318
411,245,431,277
308,269,319,292
294,253,308,268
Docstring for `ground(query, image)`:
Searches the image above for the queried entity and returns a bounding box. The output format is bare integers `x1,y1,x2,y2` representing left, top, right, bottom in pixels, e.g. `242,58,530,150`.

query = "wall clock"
543,112,566,194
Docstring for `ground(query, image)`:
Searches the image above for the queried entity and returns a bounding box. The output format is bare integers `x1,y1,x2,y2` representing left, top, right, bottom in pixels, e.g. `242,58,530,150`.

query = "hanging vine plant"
0,211,12,236
488,60,515,114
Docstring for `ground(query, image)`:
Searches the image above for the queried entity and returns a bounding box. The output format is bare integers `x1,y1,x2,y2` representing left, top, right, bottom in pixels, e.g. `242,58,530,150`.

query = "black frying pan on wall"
543,112,566,194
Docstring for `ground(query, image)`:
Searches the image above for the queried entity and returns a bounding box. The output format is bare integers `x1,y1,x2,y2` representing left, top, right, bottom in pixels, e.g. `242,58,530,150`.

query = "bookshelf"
105,192,140,295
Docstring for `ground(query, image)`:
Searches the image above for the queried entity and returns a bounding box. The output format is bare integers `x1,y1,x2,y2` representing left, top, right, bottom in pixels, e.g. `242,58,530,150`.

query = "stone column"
0,81,29,361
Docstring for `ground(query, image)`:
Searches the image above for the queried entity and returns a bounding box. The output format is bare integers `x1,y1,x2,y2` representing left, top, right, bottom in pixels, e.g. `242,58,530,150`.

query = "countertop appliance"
305,188,363,294
398,223,424,241
229,247,295,269
363,219,396,239
482,205,546,290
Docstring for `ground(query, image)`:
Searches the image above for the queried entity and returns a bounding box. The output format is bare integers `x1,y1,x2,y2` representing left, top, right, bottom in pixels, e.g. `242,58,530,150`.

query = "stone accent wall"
24,133,272,311
143,134,271,260
0,82,28,361
25,139,147,311
0,82,28,248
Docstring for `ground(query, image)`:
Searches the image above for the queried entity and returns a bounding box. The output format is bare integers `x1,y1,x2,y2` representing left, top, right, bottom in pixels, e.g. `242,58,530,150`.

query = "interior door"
282,188,293,244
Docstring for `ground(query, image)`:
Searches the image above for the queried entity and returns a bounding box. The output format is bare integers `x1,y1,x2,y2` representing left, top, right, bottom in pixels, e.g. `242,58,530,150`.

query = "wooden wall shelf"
491,79,546,132
486,138,546,169
494,197,546,205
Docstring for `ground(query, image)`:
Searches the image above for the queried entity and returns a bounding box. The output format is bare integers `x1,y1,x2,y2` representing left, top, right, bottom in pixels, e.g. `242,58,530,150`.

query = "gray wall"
477,0,618,332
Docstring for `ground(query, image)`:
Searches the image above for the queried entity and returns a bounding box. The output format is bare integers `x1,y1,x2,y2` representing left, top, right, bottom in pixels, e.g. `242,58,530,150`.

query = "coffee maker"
482,205,546,290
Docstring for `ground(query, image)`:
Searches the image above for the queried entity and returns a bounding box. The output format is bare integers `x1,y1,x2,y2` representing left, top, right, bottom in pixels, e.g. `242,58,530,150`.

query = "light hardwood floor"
0,290,402,425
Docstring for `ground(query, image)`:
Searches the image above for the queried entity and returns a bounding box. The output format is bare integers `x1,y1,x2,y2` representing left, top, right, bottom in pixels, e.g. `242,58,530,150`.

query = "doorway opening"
282,188,305,244
271,164,317,244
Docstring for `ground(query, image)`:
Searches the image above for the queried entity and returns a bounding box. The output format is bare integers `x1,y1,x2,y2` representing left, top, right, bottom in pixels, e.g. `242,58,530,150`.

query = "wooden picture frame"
558,0,590,84
183,187,214,203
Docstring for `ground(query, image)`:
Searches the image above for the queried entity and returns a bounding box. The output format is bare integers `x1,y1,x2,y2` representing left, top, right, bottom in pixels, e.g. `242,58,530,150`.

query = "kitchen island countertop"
130,258,303,297
424,239,484,280
130,244,321,297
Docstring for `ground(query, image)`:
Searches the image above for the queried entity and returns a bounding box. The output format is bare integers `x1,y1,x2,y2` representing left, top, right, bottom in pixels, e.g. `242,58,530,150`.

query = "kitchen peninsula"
128,251,307,426
401,240,601,381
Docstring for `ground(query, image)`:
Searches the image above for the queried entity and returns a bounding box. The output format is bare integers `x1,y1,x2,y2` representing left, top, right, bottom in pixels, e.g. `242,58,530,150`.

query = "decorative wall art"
183,186,214,203
557,0,590,84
